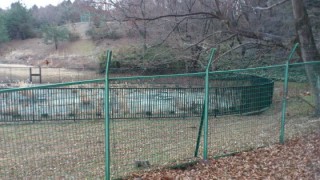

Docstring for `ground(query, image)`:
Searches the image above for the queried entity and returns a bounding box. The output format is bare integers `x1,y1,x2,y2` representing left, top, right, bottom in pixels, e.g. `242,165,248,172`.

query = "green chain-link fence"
0,79,106,179
1,46,320,179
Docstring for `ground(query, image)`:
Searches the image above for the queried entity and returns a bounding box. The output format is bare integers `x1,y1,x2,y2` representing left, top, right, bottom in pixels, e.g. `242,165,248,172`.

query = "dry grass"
0,111,318,179
127,132,320,179
61,40,95,56
0,120,105,179
0,66,102,84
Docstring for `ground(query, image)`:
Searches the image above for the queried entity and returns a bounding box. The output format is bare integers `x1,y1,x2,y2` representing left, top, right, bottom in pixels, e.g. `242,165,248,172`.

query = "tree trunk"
54,36,58,50
291,0,320,116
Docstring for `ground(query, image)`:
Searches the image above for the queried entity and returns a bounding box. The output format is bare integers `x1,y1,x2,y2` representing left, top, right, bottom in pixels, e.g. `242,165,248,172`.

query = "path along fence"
0,45,320,179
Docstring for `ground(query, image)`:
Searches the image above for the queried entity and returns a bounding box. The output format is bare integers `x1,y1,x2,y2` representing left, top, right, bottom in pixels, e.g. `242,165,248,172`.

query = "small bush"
68,32,80,42
86,27,122,40
126,29,139,38
98,45,187,74
98,54,121,73
106,30,122,40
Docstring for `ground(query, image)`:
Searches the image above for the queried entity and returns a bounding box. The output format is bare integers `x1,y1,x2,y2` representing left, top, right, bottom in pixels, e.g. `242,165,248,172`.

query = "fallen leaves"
126,132,320,180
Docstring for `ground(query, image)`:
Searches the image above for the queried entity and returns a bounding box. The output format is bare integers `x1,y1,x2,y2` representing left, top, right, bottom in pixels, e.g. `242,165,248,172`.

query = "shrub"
98,45,187,74
68,32,80,42
98,54,121,73
86,27,122,40
106,30,122,40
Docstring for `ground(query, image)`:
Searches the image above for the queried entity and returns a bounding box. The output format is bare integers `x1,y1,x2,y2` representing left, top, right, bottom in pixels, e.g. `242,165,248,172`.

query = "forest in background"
0,0,319,72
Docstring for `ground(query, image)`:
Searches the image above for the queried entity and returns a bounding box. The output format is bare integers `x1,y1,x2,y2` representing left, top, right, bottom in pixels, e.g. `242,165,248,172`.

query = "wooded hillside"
0,0,319,71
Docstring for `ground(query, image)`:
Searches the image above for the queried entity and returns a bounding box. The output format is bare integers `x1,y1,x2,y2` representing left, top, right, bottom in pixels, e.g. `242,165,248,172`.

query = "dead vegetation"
1,110,318,179
127,132,320,180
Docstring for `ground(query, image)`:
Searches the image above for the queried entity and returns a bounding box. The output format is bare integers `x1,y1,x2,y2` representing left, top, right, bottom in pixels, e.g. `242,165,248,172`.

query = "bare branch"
230,29,287,48
122,8,286,48
125,12,219,21
185,32,236,50
253,0,289,11
151,17,189,48
213,42,273,62
186,28,288,51
108,0,289,49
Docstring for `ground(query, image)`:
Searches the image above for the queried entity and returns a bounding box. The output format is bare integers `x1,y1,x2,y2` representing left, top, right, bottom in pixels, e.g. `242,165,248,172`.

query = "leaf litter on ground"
126,132,320,180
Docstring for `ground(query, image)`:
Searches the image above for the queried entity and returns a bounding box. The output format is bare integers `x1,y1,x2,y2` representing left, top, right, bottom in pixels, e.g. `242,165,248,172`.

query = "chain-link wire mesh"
285,62,320,140
109,74,205,178
207,67,283,158
0,80,105,179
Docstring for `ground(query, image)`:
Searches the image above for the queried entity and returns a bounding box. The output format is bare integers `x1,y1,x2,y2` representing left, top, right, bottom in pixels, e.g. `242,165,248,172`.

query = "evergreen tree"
42,25,70,50
0,13,9,44
5,2,35,40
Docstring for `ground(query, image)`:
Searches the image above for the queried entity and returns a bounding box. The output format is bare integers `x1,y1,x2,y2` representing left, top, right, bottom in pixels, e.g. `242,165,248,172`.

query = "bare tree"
88,0,320,113
291,0,320,116
114,0,291,71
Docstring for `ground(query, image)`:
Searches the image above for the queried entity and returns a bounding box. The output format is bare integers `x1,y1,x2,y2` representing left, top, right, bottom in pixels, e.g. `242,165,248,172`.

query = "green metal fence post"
203,48,216,160
194,49,216,158
280,61,289,144
193,48,216,159
194,103,205,157
280,43,299,144
105,50,112,180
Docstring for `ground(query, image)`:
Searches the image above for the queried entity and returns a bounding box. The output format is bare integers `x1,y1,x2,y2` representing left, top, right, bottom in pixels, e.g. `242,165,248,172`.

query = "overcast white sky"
0,0,73,9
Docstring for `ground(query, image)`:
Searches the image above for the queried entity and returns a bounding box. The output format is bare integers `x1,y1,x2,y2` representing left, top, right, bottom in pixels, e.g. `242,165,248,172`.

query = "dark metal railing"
0,81,274,122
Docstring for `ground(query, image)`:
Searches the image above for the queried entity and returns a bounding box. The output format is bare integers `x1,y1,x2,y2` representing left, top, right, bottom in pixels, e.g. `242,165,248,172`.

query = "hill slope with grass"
0,22,138,70
0,38,139,69
0,38,97,69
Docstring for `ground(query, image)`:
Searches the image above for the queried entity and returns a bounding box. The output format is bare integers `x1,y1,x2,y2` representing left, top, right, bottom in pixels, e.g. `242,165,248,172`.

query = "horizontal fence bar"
210,64,286,74
0,61,318,93
288,61,320,66
110,72,205,81
109,61,320,81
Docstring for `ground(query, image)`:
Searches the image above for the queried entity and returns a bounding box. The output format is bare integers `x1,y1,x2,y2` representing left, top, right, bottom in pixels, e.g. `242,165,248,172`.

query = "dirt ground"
126,132,320,180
